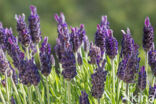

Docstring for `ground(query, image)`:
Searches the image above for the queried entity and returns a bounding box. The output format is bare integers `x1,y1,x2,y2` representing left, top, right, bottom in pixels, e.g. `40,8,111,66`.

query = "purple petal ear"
144,17,150,27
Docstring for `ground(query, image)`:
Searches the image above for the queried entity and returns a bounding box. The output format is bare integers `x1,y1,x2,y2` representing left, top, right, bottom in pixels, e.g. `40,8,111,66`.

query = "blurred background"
0,0,156,64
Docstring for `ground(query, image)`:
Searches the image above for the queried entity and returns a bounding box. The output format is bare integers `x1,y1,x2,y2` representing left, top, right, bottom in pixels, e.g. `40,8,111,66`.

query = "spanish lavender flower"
15,14,31,47
143,17,154,52
28,5,41,43
77,52,83,65
121,28,135,58
91,60,107,99
40,37,54,76
83,36,90,53
138,66,146,91
148,50,156,69
0,23,6,47
61,50,77,80
79,91,90,104
11,96,16,104
117,45,140,83
88,42,101,64
95,24,106,56
19,58,40,86
105,29,118,59
78,24,86,46
149,84,156,99
70,27,81,53
0,47,9,74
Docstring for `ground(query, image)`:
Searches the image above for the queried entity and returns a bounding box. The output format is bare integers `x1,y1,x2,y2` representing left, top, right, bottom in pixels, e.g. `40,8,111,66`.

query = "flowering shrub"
0,5,155,104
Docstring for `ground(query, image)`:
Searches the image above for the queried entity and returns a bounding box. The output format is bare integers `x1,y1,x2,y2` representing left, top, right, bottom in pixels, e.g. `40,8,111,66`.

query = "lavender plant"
0,5,156,104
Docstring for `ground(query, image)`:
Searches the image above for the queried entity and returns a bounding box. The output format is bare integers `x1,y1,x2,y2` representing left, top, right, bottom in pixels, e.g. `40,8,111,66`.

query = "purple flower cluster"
117,36,140,83
105,29,118,59
15,14,31,47
88,42,101,64
148,50,156,76
29,5,41,43
91,60,107,99
138,66,146,91
79,91,90,104
143,17,154,52
0,23,5,47
95,16,109,56
40,37,55,76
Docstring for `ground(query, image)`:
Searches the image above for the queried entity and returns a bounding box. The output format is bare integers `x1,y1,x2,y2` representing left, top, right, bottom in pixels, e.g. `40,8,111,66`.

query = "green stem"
46,77,50,104
111,59,115,94
98,98,100,104
140,91,142,104
117,80,122,103
152,76,155,86
5,70,9,103
67,81,71,104
20,85,27,104
26,47,30,60
35,86,43,104
10,74,22,104
145,52,149,83
28,87,32,104
0,89,6,104
126,84,129,104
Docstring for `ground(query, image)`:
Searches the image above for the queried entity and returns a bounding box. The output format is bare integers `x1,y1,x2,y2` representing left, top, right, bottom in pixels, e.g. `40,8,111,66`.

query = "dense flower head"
5,34,24,68
138,66,146,91
61,50,77,80
28,5,41,43
77,52,83,65
148,49,156,76
88,42,101,64
55,13,70,46
18,58,40,86
40,37,55,76
105,29,118,59
143,17,154,52
83,36,90,53
149,84,156,99
15,14,31,47
91,60,107,99
121,28,135,58
0,22,6,47
117,45,140,83
79,91,90,104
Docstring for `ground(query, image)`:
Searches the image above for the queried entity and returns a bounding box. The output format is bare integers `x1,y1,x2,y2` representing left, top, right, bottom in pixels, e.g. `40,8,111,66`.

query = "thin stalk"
152,77,155,86
98,98,100,104
26,47,30,60
126,84,129,104
67,81,71,104
140,91,142,104
46,77,50,104
111,59,115,94
20,85,27,104
35,86,43,104
0,89,6,104
145,52,149,83
28,87,32,104
5,70,9,103
10,74,22,104
117,80,122,103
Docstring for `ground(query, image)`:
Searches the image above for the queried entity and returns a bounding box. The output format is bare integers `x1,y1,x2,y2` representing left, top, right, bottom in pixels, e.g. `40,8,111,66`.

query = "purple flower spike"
15,14,31,47
149,84,156,99
88,42,101,64
29,5,41,43
79,91,90,104
106,29,118,59
61,50,77,80
78,24,86,45
40,37,54,76
121,28,135,58
138,66,146,91
143,17,154,52
0,22,6,47
91,60,107,99
19,58,40,86
95,24,106,56
148,50,156,76
83,36,90,53
70,27,81,52
77,52,83,65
